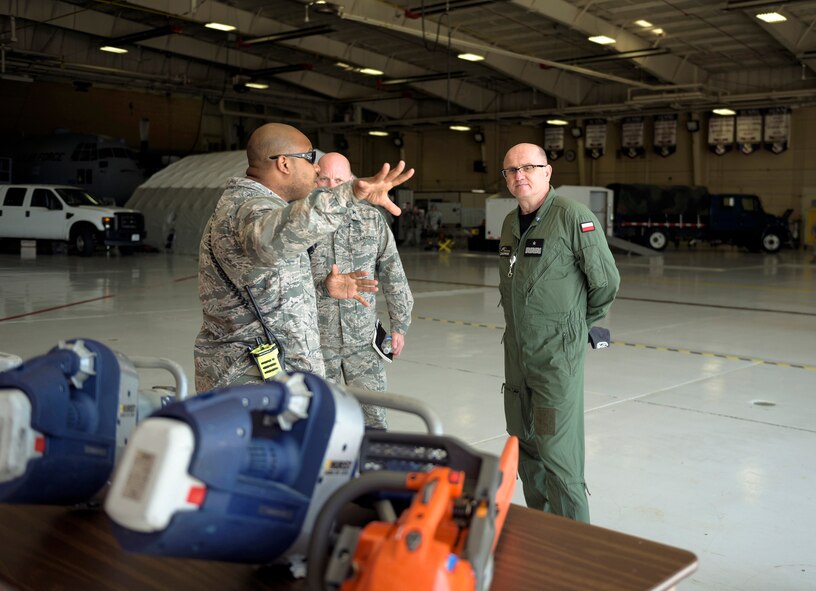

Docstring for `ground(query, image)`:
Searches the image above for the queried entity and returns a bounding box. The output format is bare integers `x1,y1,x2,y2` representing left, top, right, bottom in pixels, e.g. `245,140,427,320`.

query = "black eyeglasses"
269,150,317,164
500,164,548,179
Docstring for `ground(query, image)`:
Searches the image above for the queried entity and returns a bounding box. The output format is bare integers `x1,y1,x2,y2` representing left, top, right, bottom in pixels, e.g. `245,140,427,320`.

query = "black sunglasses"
268,150,317,164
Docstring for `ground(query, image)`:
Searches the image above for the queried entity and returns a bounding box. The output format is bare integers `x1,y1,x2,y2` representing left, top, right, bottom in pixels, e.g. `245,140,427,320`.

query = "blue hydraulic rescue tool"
0,339,187,505
104,373,457,576
105,373,370,573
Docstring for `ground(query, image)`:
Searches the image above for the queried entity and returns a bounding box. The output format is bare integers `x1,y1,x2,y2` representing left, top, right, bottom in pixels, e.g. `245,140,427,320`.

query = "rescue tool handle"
129,357,189,400
345,386,444,435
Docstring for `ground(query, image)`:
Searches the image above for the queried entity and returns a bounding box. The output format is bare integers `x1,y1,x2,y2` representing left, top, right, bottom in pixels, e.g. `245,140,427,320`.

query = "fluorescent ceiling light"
756,12,787,23
100,45,128,54
713,108,736,116
205,22,236,32
652,28,664,35
0,73,34,83
635,20,653,28
546,119,569,126
588,35,616,45
457,53,484,62
368,131,389,137
244,82,268,89
336,62,382,76
449,125,471,131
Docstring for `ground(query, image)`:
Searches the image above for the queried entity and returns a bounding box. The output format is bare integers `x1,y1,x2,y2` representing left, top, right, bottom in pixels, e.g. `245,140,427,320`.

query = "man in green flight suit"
498,143,620,522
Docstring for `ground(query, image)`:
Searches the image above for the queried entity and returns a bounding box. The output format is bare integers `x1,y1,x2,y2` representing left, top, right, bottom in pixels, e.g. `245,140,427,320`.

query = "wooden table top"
0,503,696,591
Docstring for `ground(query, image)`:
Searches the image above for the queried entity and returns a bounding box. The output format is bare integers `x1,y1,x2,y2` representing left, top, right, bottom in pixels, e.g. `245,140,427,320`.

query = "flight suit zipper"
509,220,538,355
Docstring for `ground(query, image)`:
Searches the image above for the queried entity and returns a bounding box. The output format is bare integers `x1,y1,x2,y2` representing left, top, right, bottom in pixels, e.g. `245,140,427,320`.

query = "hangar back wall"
1,79,812,218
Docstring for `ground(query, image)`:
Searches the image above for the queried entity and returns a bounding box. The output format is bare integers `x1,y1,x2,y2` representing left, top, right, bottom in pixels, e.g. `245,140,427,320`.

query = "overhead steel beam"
749,10,816,75
239,25,335,47
404,0,508,18
11,0,419,121
105,24,183,47
97,0,501,114
509,0,706,86
331,0,601,105
723,0,812,10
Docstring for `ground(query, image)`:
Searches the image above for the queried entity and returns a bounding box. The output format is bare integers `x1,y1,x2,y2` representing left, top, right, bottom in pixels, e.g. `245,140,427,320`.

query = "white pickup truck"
0,184,145,256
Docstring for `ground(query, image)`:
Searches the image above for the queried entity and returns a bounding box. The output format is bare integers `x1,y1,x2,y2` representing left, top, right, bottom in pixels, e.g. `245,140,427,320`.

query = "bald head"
317,152,354,188
245,123,319,202
502,143,552,214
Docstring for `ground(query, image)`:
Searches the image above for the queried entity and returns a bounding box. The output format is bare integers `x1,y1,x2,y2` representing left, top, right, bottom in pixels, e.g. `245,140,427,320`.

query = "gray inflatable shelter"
126,151,245,255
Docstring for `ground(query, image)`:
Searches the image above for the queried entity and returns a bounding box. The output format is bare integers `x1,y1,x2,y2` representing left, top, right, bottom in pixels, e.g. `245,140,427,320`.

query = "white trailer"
485,185,613,241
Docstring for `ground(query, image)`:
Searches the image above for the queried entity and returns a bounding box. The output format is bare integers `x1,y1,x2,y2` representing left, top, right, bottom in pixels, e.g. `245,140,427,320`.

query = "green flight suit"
498,188,620,523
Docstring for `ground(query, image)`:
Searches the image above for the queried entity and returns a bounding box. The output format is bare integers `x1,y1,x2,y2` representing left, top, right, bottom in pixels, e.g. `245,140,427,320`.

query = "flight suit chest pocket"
524,244,570,295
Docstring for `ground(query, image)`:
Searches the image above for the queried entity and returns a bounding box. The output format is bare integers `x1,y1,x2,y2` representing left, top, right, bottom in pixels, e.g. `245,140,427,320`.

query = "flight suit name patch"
524,239,543,256
499,245,512,257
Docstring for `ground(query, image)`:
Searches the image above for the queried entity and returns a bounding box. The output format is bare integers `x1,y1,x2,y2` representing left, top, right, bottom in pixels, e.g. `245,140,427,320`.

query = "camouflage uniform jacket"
310,201,413,349
194,176,359,392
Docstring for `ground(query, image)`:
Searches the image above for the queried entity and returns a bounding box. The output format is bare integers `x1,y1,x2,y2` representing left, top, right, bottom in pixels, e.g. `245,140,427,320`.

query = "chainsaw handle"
306,471,412,591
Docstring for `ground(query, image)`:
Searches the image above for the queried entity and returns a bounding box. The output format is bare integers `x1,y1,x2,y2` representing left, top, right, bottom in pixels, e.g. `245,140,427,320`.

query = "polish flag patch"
580,221,595,233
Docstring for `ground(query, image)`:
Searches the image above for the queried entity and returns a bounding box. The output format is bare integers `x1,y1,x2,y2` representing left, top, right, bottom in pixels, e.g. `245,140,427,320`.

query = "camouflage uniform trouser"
323,344,388,429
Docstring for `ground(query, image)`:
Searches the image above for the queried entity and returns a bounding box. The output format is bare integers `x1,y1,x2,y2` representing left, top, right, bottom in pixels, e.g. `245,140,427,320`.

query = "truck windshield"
54,188,102,206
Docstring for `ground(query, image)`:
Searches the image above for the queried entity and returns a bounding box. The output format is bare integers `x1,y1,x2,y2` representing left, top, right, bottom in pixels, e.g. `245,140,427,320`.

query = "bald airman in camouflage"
194,124,414,393
310,153,414,429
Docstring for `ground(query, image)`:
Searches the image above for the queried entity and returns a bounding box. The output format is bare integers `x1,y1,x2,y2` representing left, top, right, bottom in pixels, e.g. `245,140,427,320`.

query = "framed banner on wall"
653,114,677,158
621,116,645,158
585,118,607,159
708,115,734,155
763,107,791,154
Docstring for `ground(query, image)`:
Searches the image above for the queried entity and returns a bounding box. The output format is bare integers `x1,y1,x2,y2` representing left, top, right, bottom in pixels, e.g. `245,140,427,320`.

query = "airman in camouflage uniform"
310,153,414,429
194,124,413,393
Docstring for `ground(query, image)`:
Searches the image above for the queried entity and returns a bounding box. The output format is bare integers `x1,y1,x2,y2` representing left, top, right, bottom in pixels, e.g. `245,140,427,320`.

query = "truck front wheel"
647,230,668,251
761,230,782,253
72,226,96,257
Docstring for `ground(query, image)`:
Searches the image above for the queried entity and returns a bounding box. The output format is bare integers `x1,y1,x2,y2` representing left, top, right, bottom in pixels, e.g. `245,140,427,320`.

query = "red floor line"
0,294,115,322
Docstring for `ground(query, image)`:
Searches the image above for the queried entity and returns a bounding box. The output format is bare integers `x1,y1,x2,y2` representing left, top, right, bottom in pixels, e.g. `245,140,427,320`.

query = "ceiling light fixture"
336,62,383,76
100,46,128,54
244,82,269,89
652,28,665,35
756,12,787,23
546,119,569,126
712,108,736,116
457,53,485,62
588,35,616,45
368,131,389,137
205,22,236,32
0,73,34,83
635,20,653,28
450,125,471,131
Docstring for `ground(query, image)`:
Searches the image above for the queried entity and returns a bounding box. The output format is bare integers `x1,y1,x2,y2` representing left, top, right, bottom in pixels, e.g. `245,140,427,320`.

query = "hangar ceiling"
3,0,816,131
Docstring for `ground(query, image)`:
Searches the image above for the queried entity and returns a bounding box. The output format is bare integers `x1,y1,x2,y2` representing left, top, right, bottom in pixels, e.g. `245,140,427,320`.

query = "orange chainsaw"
308,436,519,591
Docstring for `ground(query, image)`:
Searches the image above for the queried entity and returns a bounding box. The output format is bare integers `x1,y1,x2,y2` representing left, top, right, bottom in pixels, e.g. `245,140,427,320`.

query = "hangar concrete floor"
1,244,814,591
